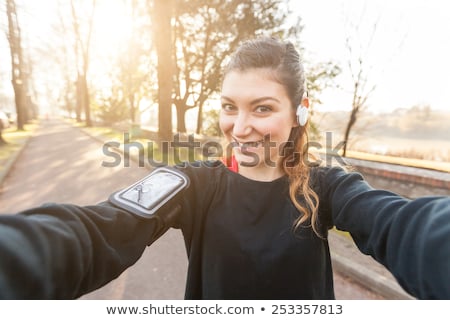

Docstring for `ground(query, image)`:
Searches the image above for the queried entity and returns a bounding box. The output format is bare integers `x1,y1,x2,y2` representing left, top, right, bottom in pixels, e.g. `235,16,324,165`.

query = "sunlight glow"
90,1,135,76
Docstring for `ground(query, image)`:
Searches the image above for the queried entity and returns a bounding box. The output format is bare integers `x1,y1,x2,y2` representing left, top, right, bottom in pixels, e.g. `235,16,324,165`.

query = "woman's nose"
232,113,252,137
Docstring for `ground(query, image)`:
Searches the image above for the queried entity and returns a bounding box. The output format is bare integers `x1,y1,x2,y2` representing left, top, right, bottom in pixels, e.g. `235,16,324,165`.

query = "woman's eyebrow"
250,97,281,105
220,96,281,104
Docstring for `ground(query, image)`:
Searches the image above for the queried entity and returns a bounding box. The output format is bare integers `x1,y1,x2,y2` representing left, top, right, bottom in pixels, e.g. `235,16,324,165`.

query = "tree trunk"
0,122,7,145
6,0,26,131
153,0,174,141
82,75,91,126
129,94,135,124
342,109,357,157
70,0,96,126
176,104,187,133
195,96,207,134
75,74,82,122
11,81,25,130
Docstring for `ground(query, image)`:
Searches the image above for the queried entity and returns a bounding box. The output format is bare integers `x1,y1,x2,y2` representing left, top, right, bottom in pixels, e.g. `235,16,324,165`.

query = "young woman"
0,37,449,299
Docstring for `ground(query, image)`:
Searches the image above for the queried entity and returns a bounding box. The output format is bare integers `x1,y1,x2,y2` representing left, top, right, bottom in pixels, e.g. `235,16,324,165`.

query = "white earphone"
296,91,309,126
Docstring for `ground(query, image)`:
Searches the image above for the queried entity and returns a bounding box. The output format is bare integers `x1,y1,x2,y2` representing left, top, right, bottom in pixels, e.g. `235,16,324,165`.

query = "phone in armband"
109,167,190,219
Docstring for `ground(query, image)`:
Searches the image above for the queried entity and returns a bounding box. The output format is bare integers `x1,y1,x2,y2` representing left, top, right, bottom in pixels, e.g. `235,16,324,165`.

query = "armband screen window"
109,167,189,218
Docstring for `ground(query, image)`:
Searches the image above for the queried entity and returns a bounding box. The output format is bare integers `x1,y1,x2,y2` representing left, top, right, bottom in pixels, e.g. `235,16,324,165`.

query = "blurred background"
0,0,449,165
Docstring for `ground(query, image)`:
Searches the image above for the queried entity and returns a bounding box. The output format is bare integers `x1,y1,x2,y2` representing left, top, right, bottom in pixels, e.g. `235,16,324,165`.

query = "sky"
290,0,450,113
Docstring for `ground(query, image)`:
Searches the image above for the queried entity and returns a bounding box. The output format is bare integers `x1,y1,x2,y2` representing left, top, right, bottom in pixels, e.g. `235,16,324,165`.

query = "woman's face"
220,68,298,168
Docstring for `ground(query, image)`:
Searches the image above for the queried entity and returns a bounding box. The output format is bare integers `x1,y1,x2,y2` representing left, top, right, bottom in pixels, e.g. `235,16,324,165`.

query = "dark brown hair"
224,37,320,236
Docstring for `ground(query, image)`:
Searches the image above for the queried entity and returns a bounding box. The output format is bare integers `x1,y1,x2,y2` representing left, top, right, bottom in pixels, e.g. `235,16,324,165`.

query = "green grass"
0,123,38,170
82,125,125,142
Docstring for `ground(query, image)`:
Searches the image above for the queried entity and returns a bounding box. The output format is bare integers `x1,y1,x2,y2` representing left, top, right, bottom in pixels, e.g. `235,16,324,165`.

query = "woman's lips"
231,134,270,149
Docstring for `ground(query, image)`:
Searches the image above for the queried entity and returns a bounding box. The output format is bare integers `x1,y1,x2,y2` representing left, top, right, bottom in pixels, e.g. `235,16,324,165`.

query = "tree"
172,0,299,134
342,43,377,157
52,0,78,118
114,0,153,127
95,83,129,125
6,0,27,130
70,0,97,126
152,0,174,141
0,124,5,145
341,6,380,157
0,86,11,145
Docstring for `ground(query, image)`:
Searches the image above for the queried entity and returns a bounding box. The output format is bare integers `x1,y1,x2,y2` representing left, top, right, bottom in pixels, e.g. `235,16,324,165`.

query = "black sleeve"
0,202,166,299
324,166,450,299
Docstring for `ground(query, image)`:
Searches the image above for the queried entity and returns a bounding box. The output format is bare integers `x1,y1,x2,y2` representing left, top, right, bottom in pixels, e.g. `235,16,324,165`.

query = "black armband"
109,167,189,219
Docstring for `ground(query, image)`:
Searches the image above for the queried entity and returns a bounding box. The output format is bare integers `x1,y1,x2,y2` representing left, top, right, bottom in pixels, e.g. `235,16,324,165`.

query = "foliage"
306,61,341,139
306,61,342,106
93,86,128,125
201,108,222,137
94,51,156,127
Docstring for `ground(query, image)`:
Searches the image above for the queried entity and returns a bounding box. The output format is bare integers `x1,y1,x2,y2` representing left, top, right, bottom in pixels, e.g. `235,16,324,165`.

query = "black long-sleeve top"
0,162,449,299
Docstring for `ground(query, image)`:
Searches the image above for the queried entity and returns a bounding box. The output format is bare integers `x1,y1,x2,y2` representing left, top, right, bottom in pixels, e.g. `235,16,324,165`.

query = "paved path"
0,119,385,299
0,119,187,299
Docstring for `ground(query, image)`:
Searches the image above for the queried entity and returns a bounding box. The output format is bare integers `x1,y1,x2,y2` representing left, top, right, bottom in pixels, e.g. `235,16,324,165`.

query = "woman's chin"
233,149,278,169
233,150,262,168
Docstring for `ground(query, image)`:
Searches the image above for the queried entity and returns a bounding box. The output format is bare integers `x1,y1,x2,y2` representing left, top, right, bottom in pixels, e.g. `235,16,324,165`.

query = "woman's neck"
238,164,285,182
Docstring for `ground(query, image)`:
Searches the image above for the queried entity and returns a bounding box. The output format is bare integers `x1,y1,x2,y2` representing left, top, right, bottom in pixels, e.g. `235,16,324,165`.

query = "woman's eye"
221,104,236,112
255,105,272,113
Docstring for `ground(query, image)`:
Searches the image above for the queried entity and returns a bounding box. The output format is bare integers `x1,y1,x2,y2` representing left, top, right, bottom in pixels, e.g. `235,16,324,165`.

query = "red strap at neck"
223,155,239,172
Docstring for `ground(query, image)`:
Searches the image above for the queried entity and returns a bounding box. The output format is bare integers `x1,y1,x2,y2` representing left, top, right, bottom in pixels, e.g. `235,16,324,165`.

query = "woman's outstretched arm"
0,202,167,299
324,167,450,299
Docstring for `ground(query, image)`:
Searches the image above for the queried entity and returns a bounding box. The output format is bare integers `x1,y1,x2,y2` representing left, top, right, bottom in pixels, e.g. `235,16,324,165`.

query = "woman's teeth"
234,139,264,148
